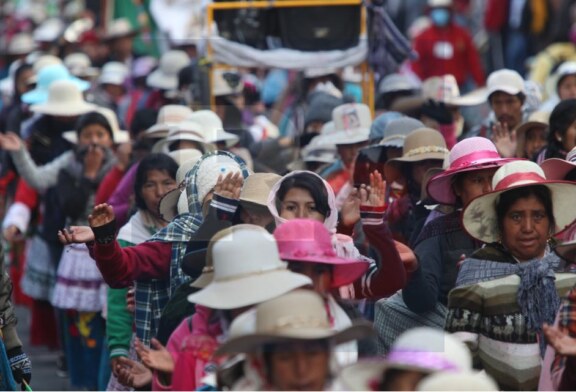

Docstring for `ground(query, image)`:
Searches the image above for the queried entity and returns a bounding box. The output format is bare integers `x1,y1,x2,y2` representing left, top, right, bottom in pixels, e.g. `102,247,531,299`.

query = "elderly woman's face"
267,340,330,391
501,194,550,261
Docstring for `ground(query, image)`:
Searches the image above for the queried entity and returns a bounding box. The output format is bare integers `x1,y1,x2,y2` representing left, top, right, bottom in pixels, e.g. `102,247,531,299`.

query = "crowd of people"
3,0,576,391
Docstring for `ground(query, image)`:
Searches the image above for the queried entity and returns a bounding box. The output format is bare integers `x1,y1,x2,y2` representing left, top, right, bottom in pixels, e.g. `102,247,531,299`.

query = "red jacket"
411,23,485,87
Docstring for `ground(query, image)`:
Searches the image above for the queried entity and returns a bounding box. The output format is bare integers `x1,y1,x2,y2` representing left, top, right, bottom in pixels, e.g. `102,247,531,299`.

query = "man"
411,0,485,89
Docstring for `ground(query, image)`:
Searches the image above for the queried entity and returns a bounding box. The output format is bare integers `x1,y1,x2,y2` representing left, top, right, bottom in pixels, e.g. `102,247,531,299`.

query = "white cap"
99,62,129,86
487,69,525,99
428,0,453,6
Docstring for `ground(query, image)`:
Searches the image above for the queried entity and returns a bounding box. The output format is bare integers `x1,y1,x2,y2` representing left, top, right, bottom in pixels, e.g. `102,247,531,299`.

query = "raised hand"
543,323,576,356
0,132,23,151
58,226,95,244
88,204,115,228
213,171,243,200
491,121,517,158
359,170,386,208
115,357,153,389
84,144,106,179
135,338,175,374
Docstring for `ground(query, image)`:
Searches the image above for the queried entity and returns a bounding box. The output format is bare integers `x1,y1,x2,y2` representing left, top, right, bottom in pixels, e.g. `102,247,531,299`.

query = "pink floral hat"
427,137,516,205
273,219,369,288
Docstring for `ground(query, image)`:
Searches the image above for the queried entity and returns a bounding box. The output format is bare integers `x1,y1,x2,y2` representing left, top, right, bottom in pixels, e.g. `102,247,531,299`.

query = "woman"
445,160,576,390
376,137,513,354
0,108,117,390
267,169,410,299
273,219,369,364
105,153,178,390
215,289,372,391
537,99,576,162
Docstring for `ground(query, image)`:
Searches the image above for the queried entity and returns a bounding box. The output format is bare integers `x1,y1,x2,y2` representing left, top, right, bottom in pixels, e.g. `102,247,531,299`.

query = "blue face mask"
430,8,451,27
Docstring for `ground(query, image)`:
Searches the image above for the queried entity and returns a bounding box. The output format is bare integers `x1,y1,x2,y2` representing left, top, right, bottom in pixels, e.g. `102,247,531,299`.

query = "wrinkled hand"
0,132,23,151
491,121,517,158
88,204,115,228
340,187,361,227
58,226,95,244
359,170,386,208
213,171,243,200
115,357,152,389
3,225,23,242
8,348,32,386
84,145,105,179
135,338,174,374
543,323,576,356
115,142,132,171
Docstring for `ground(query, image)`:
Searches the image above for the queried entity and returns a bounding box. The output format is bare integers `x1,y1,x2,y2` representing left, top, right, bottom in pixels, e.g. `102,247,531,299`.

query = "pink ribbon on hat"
449,149,501,170
386,350,459,372
495,172,546,191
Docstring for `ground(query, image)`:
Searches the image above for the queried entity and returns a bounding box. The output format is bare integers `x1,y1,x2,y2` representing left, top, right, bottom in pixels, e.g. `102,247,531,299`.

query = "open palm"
58,226,95,244
135,338,174,374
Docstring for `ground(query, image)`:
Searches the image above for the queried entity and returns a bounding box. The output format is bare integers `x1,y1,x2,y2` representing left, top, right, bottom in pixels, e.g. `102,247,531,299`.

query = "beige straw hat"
142,104,193,139
30,79,96,116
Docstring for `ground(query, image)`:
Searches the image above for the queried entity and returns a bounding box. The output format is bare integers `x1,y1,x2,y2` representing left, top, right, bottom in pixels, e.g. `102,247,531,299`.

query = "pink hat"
273,219,369,288
427,137,516,205
540,146,576,180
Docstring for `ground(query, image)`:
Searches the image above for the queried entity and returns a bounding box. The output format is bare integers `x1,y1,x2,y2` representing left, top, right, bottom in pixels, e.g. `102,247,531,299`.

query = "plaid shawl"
142,151,249,344
552,284,576,379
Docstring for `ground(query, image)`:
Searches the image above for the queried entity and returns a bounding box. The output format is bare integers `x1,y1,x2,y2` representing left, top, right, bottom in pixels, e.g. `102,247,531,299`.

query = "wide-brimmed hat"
516,110,550,158
463,160,576,243
368,111,403,141
273,219,369,288
329,103,372,145
33,18,64,43
30,79,96,116
103,18,139,41
158,150,204,222
23,64,90,105
146,50,189,91
377,73,420,95
6,33,37,55
540,146,576,180
187,110,239,148
239,173,281,208
416,372,499,391
379,117,425,148
301,135,338,164
142,105,194,139
63,107,131,144
64,53,99,78
99,61,129,86
427,137,515,205
152,120,213,154
384,128,449,183
215,289,373,355
392,75,486,113
32,54,62,74
486,69,525,100
186,228,312,309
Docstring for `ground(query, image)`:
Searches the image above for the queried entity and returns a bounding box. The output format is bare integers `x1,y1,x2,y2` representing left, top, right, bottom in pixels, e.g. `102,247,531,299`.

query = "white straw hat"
64,53,99,78
142,104,194,139
215,289,373,355
63,107,131,144
187,110,239,148
6,33,37,55
151,120,213,154
416,371,499,391
186,229,312,309
103,18,139,41
463,160,576,243
146,50,189,90
33,18,64,42
32,54,62,74
330,103,372,145
30,79,96,116
99,61,129,86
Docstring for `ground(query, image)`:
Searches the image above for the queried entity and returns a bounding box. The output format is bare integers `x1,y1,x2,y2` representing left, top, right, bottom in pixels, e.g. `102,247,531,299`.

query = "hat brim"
281,256,369,288
426,158,516,205
379,136,405,148
462,181,576,243
142,123,175,139
30,101,96,116
22,77,91,104
516,121,547,137
158,188,182,222
103,29,139,41
215,321,373,356
211,131,240,148
487,87,522,100
540,158,576,181
186,269,311,309
146,70,177,90
331,128,371,145
384,154,446,183
190,271,214,289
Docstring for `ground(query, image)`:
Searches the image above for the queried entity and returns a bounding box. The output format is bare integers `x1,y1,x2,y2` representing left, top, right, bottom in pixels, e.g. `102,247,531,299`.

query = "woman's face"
287,261,332,296
501,194,551,261
454,168,496,207
279,187,325,222
267,341,330,391
141,169,178,216
559,120,576,152
524,126,547,159
558,75,576,100
79,124,113,148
